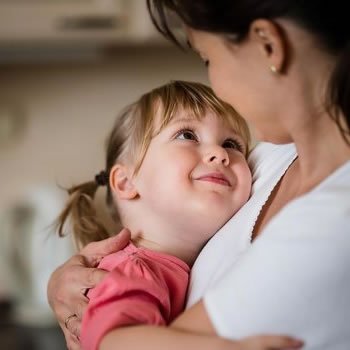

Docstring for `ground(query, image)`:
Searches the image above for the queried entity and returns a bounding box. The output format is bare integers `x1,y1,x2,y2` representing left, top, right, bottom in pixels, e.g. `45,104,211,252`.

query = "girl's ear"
109,164,139,200
250,19,286,73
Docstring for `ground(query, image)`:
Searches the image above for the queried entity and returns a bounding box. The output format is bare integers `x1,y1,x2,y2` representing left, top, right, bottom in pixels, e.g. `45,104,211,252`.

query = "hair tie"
95,170,109,187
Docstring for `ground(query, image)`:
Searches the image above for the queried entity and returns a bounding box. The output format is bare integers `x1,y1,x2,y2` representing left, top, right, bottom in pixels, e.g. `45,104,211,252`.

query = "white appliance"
0,185,75,326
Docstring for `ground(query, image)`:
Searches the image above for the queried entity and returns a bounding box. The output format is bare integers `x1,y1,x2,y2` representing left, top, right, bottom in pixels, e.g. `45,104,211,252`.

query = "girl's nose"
204,146,230,166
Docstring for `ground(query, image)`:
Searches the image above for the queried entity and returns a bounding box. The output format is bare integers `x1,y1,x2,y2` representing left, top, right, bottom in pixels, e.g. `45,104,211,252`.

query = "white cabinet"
0,0,165,60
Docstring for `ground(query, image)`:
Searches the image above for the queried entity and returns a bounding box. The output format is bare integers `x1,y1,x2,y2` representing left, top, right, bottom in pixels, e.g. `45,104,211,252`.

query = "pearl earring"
270,65,278,74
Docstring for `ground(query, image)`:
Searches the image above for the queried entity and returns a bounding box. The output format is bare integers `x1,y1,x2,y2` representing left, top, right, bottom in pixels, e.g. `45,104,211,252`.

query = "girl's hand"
47,229,130,350
236,334,304,349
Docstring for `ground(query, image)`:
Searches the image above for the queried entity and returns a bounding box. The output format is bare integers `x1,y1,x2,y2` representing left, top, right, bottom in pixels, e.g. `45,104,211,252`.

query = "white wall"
0,47,207,210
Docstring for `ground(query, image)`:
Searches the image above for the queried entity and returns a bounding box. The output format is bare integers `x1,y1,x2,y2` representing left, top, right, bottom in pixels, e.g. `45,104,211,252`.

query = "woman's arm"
100,303,303,350
100,324,229,350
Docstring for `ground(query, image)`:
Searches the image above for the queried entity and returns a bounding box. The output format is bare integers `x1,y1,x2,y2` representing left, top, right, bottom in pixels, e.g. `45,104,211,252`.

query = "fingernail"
289,339,304,348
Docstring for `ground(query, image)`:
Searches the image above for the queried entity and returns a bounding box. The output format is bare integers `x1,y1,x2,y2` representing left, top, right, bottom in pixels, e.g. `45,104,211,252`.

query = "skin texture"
48,15,350,350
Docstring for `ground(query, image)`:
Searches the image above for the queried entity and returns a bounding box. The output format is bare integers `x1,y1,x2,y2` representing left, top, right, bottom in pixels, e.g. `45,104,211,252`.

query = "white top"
187,142,297,305
188,142,350,349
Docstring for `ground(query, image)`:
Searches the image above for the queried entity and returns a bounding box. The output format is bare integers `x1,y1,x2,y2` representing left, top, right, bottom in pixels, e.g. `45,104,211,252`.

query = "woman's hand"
236,335,303,349
47,228,130,350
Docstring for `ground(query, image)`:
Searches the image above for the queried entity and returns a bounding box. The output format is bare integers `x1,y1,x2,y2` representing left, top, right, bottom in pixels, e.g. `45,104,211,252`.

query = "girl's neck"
120,203,217,267
130,232,204,267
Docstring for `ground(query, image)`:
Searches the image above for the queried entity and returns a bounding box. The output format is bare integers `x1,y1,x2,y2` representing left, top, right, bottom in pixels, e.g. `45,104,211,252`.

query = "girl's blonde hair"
57,80,251,248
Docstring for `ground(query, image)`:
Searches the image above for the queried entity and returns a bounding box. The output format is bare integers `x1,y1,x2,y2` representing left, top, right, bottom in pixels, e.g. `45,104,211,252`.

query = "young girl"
57,81,302,350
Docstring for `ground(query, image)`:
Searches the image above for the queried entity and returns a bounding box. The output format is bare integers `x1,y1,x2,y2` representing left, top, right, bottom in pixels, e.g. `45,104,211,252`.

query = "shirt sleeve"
203,194,350,349
80,258,170,350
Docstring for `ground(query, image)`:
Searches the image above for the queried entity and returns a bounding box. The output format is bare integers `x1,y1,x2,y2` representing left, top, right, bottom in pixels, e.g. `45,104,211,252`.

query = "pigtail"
56,180,110,249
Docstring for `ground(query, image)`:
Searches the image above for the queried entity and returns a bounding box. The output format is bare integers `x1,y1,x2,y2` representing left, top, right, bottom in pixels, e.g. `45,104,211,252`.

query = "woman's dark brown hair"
147,0,350,144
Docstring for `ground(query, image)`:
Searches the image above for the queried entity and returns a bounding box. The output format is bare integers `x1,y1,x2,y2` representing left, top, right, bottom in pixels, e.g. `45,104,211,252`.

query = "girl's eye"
204,59,209,67
175,129,198,141
222,139,244,153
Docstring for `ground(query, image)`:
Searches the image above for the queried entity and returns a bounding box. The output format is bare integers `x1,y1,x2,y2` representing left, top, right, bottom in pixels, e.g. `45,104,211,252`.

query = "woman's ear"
109,164,139,200
250,19,286,73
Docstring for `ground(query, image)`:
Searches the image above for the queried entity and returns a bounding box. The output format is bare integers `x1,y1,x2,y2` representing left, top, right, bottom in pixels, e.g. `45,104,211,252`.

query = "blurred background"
0,1,207,348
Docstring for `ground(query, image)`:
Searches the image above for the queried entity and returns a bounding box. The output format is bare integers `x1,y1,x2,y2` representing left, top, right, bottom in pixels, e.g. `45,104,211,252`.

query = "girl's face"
186,28,288,142
133,109,252,240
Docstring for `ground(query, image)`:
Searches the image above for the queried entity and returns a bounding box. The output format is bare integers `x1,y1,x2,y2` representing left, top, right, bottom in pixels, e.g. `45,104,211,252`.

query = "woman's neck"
291,113,350,195
253,116,350,239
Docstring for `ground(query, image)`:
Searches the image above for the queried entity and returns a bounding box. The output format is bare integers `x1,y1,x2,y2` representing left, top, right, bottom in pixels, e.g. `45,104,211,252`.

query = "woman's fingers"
77,266,109,296
81,228,131,266
47,229,130,345
48,229,130,315
48,255,87,315
51,264,106,324
239,335,304,349
47,256,94,341
64,331,81,350
63,313,81,339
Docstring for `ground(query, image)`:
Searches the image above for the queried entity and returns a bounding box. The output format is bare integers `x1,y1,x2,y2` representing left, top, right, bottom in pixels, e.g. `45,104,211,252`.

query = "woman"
48,1,350,349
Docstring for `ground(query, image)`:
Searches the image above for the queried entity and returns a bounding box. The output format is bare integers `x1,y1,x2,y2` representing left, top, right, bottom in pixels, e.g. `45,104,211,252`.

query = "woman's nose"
204,146,230,166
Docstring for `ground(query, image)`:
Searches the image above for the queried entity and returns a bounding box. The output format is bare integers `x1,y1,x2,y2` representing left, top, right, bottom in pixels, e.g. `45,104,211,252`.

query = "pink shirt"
80,242,190,350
